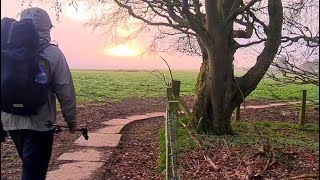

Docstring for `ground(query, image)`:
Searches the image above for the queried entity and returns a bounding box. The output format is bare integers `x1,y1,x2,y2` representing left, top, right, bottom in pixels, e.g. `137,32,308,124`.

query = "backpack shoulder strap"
6,21,16,44
1,18,17,50
38,42,57,87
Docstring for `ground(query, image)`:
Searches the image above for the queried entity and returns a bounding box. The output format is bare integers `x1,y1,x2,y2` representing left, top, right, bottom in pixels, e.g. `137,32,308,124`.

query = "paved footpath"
46,112,165,180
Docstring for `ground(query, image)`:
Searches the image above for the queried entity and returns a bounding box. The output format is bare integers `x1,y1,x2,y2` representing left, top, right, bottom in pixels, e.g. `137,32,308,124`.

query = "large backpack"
1,18,52,115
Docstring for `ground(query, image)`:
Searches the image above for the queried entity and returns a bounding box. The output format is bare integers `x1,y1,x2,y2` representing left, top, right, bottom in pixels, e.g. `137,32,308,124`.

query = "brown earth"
92,118,164,180
179,146,319,180
1,97,319,180
239,100,319,124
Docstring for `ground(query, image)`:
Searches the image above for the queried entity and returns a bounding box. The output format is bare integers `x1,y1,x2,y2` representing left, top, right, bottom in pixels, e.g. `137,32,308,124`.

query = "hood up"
20,7,53,43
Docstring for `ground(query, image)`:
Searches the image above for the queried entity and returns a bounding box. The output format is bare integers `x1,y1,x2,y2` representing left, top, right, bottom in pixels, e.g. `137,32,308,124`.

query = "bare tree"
103,0,284,135
28,0,284,135
268,55,319,86
268,0,319,86
27,0,319,135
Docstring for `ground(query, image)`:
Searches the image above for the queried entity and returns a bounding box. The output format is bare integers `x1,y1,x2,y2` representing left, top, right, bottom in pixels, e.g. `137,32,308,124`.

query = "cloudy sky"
1,0,257,70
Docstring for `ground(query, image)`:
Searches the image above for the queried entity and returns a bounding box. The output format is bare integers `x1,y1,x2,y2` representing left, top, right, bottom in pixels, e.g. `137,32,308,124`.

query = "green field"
72,70,319,103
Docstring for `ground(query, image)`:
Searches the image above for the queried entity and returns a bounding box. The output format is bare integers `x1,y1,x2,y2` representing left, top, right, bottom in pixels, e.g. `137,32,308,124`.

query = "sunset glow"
107,44,141,57
64,2,91,22
1,0,203,70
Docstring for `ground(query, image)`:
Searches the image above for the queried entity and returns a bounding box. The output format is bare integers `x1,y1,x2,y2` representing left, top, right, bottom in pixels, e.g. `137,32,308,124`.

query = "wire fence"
165,80,180,180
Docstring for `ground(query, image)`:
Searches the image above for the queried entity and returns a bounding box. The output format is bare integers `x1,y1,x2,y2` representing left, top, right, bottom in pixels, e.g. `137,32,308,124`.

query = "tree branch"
166,3,188,26
267,52,319,86
248,10,268,34
237,39,266,48
113,0,190,35
239,0,283,97
233,12,254,39
226,0,262,24
281,35,319,47
180,0,214,50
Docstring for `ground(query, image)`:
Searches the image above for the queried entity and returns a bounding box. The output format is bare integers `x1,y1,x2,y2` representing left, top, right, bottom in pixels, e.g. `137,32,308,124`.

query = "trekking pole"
45,121,89,140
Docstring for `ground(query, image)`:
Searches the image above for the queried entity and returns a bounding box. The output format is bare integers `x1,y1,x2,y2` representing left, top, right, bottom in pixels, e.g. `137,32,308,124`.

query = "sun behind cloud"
106,44,141,57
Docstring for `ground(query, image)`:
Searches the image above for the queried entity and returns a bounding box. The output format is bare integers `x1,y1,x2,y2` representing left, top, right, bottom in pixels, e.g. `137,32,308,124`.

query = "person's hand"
67,122,77,134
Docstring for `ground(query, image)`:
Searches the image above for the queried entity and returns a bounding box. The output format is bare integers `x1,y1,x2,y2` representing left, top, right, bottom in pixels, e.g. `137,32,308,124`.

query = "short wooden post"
166,80,180,180
167,87,173,101
172,80,181,99
299,90,307,126
235,105,241,122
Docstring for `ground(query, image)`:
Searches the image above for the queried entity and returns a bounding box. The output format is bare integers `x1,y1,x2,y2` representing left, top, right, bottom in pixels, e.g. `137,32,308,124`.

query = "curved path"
46,112,165,180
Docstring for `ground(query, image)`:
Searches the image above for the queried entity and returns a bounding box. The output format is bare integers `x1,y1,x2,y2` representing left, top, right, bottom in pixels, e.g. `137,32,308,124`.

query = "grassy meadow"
72,70,319,103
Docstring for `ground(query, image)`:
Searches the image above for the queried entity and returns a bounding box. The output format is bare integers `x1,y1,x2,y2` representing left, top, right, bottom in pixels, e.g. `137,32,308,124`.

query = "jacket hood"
20,7,53,42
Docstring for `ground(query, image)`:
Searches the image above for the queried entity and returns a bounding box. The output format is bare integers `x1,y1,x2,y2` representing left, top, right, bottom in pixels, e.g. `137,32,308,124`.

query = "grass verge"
71,70,319,103
158,116,319,172
201,121,319,152
158,117,197,172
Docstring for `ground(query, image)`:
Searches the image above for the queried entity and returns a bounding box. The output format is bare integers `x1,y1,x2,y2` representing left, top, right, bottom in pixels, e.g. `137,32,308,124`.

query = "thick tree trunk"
192,71,237,135
208,49,237,135
192,45,240,135
190,0,283,135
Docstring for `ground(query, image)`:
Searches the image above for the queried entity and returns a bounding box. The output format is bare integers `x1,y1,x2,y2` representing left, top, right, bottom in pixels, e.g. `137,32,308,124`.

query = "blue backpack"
1,18,52,115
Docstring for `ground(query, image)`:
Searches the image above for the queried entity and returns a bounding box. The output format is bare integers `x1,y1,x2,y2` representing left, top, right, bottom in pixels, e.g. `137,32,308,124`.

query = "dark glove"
67,121,77,134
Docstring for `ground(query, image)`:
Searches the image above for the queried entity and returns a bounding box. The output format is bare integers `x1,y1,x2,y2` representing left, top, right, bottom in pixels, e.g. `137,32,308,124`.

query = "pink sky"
1,0,256,70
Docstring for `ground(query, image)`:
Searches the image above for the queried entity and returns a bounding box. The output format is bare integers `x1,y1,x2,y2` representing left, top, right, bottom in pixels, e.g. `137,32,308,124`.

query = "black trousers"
9,130,54,180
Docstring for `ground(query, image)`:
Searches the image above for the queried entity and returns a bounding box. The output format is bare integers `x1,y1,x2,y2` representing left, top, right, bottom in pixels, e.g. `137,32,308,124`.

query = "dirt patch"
93,118,164,180
239,104,319,124
0,139,21,180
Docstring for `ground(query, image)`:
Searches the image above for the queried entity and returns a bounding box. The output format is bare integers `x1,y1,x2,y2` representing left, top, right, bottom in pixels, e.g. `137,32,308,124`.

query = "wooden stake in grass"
172,80,181,99
299,90,307,126
167,87,173,101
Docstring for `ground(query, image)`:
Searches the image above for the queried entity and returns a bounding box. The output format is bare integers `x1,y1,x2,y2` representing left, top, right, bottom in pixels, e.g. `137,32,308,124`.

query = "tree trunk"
191,43,240,135
191,69,238,135
190,60,209,130
190,0,283,135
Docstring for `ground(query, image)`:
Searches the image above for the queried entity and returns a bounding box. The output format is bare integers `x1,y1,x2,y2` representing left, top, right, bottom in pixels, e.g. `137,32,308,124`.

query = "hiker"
1,7,77,180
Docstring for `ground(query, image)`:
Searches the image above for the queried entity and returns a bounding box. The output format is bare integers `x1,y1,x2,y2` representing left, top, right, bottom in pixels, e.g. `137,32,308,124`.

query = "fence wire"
166,100,179,180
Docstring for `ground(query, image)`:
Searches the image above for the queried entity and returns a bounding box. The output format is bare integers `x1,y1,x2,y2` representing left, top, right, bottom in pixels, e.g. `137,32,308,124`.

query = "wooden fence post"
299,90,307,126
168,101,179,180
166,80,180,180
235,106,241,122
167,87,173,101
165,109,171,180
172,80,181,99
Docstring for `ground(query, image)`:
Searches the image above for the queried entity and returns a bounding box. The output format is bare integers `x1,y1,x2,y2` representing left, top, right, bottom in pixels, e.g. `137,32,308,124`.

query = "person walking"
1,7,77,180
